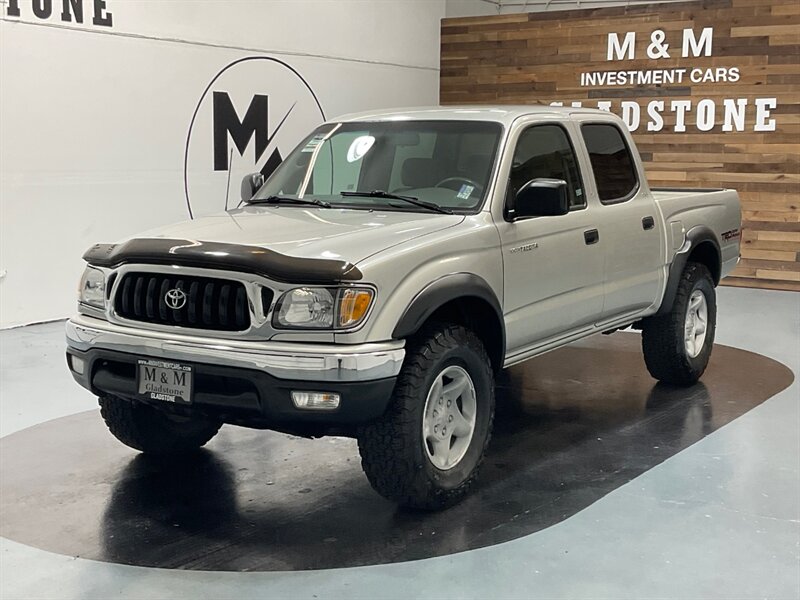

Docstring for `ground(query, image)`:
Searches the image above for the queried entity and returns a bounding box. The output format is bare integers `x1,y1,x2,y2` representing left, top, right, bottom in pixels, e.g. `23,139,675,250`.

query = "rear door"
574,118,665,320
493,119,605,356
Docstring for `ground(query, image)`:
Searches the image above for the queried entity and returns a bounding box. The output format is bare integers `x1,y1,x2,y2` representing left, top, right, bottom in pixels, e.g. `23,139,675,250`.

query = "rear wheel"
357,323,495,510
641,261,716,386
99,395,222,454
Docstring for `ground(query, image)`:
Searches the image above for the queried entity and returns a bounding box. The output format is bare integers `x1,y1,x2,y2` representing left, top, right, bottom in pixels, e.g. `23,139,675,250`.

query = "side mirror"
512,178,569,220
241,173,265,202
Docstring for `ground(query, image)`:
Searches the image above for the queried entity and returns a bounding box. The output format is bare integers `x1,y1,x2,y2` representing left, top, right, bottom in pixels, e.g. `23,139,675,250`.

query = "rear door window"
581,124,638,204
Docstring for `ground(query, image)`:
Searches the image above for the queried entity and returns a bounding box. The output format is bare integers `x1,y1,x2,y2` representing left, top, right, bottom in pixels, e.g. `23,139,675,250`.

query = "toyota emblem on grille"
164,288,187,310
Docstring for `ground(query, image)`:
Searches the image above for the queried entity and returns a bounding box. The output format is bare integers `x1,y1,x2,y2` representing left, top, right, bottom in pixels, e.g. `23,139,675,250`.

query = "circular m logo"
183,57,325,219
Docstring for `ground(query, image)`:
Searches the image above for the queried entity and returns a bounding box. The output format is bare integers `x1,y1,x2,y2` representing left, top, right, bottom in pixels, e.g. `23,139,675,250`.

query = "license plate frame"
136,359,193,404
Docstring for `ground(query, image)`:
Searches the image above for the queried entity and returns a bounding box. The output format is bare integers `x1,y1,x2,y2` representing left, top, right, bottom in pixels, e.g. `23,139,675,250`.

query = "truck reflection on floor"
99,379,716,571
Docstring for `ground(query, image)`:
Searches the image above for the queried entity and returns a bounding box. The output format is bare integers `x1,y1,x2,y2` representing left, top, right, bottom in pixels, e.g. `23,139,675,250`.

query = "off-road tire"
641,261,716,386
99,394,222,454
357,323,495,510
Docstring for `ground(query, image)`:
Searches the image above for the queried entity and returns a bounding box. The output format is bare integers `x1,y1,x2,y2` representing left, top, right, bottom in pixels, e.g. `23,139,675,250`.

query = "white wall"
0,0,445,328
446,0,498,17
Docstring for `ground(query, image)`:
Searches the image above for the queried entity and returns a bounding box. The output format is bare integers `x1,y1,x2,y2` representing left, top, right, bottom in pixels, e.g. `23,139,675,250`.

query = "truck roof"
330,105,610,126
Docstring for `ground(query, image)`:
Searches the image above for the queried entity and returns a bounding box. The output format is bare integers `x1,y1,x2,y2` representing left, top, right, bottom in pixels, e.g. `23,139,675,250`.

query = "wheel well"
424,297,504,373
688,241,721,284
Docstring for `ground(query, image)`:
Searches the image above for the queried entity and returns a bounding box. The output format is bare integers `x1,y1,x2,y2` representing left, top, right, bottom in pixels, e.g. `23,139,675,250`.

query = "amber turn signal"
338,288,374,328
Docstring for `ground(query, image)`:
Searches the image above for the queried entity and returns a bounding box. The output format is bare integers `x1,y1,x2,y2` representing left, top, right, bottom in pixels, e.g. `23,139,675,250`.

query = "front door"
495,122,605,356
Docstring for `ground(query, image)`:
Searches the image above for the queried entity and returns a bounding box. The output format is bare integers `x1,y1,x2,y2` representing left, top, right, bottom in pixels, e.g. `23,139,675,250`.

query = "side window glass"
507,125,585,209
581,124,638,203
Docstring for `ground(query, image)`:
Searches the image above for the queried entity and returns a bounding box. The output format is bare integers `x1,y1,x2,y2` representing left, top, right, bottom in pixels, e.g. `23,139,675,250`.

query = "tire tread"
642,262,715,386
99,395,221,454
357,323,494,510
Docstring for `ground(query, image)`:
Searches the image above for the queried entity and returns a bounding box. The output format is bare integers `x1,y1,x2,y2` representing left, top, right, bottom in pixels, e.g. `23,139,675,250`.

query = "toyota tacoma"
66,106,741,509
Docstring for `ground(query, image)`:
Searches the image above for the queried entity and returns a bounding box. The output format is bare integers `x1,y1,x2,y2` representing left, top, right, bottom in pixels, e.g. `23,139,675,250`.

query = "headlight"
275,287,335,329
78,266,106,308
273,287,374,330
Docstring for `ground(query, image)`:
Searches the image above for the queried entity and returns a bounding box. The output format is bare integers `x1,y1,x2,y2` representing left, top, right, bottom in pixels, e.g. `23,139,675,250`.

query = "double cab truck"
67,106,741,509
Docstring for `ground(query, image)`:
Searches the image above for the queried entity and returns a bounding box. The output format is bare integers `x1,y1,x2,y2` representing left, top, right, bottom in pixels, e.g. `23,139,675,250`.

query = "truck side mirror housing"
512,178,569,219
241,173,265,202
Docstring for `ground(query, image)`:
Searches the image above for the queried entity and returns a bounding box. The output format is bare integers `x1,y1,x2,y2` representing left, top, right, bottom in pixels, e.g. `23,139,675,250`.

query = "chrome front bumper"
66,315,405,383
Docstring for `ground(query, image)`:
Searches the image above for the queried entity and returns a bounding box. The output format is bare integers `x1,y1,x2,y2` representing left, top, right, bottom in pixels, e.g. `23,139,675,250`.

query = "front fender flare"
392,273,504,345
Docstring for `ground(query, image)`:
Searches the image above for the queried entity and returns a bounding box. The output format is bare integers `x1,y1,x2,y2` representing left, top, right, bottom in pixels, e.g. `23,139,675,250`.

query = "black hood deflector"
83,238,362,284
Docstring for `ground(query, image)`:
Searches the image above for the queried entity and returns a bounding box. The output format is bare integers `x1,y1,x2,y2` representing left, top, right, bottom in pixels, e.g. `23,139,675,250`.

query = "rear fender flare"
656,225,720,315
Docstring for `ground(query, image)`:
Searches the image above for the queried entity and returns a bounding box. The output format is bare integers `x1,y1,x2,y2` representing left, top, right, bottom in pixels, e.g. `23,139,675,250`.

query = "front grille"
261,287,275,315
114,272,251,331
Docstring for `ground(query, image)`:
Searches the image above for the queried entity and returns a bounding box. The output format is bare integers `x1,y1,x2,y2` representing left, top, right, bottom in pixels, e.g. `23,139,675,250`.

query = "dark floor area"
0,333,792,571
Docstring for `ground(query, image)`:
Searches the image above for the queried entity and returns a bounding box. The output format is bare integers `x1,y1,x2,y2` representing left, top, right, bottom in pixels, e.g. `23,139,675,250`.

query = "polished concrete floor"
1,286,798,598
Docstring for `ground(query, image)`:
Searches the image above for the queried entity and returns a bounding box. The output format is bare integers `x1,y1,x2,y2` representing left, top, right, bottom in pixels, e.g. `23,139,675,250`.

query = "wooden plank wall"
441,0,800,291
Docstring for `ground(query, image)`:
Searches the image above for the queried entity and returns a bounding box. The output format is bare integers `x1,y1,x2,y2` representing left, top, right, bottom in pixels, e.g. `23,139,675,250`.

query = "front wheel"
357,323,495,510
641,261,717,386
99,395,222,454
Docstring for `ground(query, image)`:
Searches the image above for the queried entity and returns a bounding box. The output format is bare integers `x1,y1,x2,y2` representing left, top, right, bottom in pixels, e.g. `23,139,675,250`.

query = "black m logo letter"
213,92,269,171
212,91,285,178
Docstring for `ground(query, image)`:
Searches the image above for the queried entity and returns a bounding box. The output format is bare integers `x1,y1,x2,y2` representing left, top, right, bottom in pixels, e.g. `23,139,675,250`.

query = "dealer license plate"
137,359,193,404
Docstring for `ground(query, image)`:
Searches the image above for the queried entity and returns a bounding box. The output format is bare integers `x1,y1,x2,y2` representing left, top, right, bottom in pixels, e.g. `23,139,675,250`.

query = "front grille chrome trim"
102,264,287,340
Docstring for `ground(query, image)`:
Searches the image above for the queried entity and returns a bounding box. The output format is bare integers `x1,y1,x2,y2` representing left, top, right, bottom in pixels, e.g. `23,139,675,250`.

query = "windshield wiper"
340,190,453,215
247,195,331,208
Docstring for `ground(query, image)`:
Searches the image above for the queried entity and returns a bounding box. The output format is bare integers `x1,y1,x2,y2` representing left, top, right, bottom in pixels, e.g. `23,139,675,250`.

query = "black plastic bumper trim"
66,347,395,429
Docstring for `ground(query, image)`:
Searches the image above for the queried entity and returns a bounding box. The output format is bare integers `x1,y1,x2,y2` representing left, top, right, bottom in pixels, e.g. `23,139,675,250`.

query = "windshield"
251,120,502,213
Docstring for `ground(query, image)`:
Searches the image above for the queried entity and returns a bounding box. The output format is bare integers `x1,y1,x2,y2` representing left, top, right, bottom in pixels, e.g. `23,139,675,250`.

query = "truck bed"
651,187,726,201
652,186,741,280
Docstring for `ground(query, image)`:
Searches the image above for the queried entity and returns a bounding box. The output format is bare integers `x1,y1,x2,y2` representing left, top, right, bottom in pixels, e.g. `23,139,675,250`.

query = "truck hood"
137,206,464,265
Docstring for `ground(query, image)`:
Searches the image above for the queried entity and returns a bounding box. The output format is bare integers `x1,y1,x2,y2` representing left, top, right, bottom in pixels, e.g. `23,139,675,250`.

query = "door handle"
642,216,655,230
584,229,599,245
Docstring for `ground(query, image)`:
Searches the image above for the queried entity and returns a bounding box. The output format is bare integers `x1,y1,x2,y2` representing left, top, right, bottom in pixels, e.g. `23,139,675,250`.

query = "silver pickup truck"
66,106,741,509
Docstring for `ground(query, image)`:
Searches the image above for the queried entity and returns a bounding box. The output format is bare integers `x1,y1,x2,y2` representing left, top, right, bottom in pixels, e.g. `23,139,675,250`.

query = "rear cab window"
580,124,639,204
